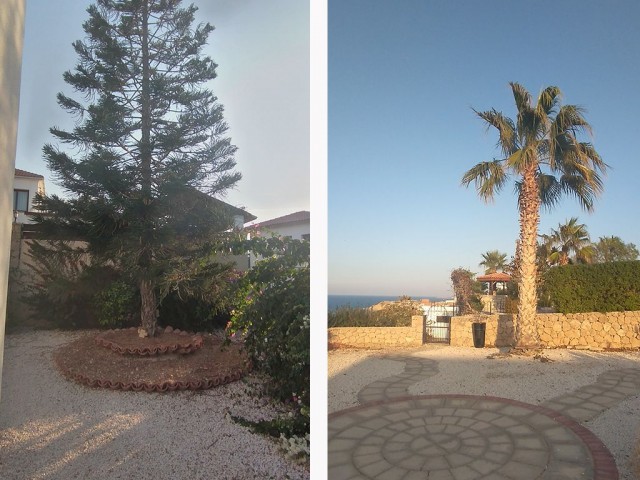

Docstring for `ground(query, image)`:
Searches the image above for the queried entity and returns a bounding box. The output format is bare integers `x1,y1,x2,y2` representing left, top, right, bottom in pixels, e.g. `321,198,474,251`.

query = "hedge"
542,261,640,313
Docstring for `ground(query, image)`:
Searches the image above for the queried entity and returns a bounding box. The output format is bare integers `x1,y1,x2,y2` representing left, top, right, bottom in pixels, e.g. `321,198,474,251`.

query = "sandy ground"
329,345,640,480
0,331,309,480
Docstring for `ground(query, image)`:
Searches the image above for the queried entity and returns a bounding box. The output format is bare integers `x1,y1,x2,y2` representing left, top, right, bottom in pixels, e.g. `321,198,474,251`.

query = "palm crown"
479,250,508,274
462,83,606,210
541,217,594,266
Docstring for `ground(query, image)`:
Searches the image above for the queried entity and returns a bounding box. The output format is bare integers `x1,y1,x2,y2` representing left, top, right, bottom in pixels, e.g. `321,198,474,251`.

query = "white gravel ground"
0,331,309,480
329,345,640,480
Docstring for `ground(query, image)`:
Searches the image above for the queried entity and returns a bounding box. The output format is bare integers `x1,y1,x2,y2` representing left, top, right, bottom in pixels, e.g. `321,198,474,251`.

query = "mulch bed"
95,328,204,355
53,331,251,392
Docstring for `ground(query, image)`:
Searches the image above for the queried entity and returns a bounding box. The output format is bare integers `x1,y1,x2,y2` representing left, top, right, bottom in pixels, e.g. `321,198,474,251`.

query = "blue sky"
328,0,640,298
15,0,309,223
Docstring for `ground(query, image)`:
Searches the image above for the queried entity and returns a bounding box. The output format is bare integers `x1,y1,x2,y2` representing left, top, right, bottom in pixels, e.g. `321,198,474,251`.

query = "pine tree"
34,0,241,336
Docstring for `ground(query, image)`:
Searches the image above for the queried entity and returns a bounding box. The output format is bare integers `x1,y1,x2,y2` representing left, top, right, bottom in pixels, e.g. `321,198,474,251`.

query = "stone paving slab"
541,367,640,423
329,395,618,480
357,354,439,405
329,352,629,480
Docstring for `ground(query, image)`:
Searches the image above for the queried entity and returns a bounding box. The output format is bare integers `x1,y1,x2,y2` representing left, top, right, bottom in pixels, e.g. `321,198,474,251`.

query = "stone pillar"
0,0,26,402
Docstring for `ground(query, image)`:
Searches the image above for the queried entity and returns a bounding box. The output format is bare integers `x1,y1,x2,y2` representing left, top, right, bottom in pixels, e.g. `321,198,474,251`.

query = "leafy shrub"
450,268,483,314
226,236,310,440
157,291,231,332
22,240,121,329
328,300,420,327
542,261,640,313
95,280,137,328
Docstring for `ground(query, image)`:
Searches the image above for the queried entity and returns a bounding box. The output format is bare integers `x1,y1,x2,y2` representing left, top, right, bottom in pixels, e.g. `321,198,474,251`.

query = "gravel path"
329,345,640,480
0,331,309,480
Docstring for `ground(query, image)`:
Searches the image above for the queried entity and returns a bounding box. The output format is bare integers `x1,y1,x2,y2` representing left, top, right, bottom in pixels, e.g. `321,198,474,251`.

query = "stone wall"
450,312,640,350
450,314,513,348
328,316,423,349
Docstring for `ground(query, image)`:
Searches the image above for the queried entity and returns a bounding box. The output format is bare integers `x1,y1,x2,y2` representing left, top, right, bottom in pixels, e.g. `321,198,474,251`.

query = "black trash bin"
472,322,486,348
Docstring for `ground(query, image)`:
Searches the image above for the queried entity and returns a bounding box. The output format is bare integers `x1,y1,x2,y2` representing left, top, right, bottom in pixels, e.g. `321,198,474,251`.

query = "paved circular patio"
329,394,618,480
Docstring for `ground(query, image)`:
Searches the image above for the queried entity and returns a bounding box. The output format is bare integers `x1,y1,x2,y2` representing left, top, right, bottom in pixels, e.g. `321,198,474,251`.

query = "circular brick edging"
55,331,252,393
59,367,250,392
330,394,619,480
95,327,204,355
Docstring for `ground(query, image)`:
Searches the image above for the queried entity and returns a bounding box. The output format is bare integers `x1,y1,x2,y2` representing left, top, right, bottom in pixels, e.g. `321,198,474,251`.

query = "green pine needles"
33,0,241,336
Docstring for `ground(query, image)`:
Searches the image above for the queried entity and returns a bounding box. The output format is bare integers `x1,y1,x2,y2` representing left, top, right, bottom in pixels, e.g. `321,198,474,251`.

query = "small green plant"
95,280,137,328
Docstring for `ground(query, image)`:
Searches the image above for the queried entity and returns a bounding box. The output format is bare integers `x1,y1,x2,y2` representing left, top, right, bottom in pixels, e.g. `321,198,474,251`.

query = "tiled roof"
254,210,310,228
477,272,511,282
15,168,44,178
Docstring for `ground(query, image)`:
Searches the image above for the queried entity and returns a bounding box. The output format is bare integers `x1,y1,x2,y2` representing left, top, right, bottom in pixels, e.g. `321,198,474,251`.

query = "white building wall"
0,0,26,402
261,222,310,240
13,176,44,223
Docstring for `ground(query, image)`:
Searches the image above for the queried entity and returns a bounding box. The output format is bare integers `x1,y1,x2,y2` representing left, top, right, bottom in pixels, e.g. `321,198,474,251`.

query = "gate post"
411,315,424,345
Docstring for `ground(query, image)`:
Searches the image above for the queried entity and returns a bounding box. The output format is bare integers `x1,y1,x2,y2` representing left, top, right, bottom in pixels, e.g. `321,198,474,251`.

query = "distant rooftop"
252,210,309,228
15,168,44,178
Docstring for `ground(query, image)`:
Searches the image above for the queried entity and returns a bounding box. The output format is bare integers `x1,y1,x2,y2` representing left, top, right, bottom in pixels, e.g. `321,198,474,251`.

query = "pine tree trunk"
140,278,157,337
138,0,156,337
515,163,541,350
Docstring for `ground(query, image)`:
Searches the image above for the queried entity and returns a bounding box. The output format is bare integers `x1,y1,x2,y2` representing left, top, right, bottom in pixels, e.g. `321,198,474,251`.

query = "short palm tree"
479,250,508,274
545,218,594,265
462,83,606,350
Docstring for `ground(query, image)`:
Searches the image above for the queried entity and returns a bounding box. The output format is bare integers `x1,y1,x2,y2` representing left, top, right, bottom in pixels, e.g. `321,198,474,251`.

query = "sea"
328,294,447,311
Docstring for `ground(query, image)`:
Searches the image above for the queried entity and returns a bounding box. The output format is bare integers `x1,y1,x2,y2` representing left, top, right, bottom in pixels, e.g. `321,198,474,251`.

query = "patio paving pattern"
328,352,636,479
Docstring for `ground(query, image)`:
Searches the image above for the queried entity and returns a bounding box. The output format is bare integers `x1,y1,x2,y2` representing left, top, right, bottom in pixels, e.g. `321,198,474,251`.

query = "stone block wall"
451,312,640,350
450,315,513,348
328,316,423,349
537,312,640,349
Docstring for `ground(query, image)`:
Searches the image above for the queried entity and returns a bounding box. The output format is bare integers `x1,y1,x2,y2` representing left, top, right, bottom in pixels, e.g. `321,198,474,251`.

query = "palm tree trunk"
515,164,541,349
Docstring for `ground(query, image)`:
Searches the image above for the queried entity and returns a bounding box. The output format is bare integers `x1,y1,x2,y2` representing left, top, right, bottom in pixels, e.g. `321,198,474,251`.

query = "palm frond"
473,108,517,155
559,174,601,212
536,86,561,117
510,82,532,113
537,174,563,211
461,160,508,203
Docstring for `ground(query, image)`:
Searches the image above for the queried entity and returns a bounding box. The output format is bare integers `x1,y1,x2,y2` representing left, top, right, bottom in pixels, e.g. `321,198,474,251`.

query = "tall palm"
462,82,606,349
479,250,508,274
546,218,594,265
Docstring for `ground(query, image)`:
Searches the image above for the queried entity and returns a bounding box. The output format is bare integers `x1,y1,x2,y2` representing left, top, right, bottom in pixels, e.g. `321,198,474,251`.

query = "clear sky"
328,0,640,298
15,0,309,223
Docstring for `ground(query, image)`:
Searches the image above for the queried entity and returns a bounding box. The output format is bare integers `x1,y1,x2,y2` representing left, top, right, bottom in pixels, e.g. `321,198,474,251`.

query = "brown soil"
95,328,203,355
53,332,250,391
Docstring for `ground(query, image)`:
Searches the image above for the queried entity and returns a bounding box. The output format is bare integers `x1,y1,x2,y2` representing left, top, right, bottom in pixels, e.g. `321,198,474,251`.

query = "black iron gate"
423,315,451,345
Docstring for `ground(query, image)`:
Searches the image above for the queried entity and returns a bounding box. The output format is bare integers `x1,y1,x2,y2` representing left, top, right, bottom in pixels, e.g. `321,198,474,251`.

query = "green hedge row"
542,261,640,313
328,303,418,327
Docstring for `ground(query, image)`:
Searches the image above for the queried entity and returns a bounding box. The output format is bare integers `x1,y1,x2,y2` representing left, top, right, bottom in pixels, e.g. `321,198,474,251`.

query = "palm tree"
593,236,639,262
479,250,508,274
462,83,606,350
545,218,594,265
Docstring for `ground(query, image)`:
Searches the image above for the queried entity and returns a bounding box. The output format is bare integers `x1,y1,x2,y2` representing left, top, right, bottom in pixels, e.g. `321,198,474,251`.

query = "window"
13,190,29,212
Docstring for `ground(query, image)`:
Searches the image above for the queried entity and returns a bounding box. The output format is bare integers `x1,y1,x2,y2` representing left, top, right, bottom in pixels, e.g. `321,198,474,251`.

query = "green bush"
157,291,231,332
95,280,137,328
542,261,640,313
226,236,309,440
23,241,122,329
328,301,420,327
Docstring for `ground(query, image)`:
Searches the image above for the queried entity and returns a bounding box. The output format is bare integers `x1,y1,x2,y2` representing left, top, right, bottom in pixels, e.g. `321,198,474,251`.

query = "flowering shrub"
279,433,310,463
225,235,310,443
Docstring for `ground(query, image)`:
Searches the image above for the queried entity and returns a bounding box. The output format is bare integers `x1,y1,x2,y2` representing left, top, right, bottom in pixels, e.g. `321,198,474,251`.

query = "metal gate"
423,315,451,344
